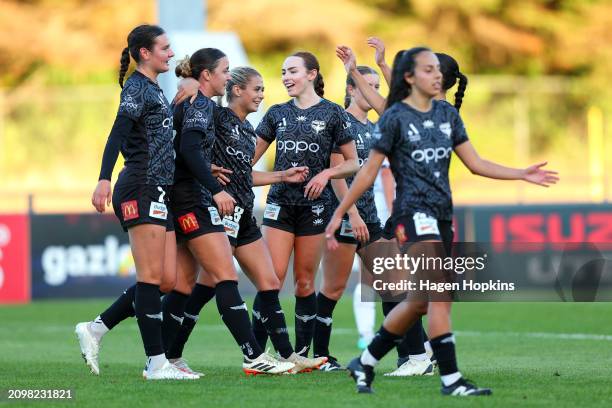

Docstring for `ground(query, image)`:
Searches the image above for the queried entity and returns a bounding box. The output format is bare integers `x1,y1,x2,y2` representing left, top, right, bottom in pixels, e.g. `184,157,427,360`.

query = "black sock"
382,302,410,365
294,293,317,356
161,290,188,354
258,290,293,359
366,326,403,362
166,284,215,359
251,293,269,349
134,282,164,356
100,284,136,330
215,280,262,360
402,317,426,357
313,292,337,357
430,332,459,376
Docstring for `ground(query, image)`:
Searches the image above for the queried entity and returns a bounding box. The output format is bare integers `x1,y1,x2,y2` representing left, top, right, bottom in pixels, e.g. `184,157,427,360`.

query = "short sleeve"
451,109,469,148
332,107,354,147
256,107,277,143
372,111,400,157
117,82,145,120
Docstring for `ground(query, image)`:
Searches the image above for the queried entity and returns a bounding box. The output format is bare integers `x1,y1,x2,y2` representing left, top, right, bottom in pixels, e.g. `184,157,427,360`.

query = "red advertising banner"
0,214,30,304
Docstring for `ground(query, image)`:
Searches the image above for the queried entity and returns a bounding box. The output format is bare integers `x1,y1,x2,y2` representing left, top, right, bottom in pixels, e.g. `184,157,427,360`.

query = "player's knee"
413,301,429,316
294,277,315,296
322,283,345,300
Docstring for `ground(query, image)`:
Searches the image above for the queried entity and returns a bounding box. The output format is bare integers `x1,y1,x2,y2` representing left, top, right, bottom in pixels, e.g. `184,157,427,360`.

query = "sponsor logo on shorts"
149,202,168,220
178,212,199,233
121,200,139,221
395,223,408,244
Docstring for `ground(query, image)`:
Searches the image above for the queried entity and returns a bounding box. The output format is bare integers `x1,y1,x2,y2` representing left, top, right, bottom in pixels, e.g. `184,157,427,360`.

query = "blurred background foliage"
1,0,611,210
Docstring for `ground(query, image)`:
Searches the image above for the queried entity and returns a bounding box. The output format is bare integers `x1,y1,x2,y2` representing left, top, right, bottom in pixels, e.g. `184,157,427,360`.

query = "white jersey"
374,158,393,224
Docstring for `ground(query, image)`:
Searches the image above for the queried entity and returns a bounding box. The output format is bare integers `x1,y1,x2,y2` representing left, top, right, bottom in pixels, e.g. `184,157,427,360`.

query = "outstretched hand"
522,161,559,187
336,45,357,74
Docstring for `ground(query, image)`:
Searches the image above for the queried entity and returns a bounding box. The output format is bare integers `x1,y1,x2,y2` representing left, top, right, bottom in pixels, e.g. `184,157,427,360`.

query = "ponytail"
314,72,325,97
453,71,468,112
436,52,468,111
118,47,130,88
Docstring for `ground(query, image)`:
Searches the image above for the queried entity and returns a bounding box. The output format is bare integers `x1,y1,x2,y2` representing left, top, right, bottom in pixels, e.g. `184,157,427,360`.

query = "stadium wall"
0,204,610,303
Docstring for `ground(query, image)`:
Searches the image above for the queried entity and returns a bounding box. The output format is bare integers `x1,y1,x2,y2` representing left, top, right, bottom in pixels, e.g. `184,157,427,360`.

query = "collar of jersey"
399,99,438,116
288,98,325,111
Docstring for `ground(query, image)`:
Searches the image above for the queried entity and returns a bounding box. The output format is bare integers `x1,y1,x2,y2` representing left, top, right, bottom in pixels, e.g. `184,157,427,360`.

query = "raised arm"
367,37,392,86
336,45,387,116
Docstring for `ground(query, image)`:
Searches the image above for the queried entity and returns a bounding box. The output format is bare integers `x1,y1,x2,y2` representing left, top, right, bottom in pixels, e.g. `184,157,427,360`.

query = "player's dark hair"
226,67,262,103
344,65,378,108
385,47,431,109
292,51,324,97
119,24,165,88
175,48,226,80
436,53,468,111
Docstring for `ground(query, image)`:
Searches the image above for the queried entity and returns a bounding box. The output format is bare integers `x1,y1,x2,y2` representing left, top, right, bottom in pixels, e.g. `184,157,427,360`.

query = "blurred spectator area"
0,75,610,213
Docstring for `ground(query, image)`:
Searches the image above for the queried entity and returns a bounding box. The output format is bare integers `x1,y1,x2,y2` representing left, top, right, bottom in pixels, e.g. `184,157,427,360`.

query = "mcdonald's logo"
121,200,139,221
178,212,199,233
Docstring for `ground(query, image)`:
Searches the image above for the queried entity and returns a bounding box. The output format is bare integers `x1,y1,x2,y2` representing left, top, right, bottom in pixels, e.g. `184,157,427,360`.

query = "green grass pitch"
1,299,611,407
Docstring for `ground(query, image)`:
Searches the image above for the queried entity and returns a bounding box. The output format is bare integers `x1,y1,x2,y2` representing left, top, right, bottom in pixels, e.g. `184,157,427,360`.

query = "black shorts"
173,205,226,243
261,202,331,236
112,183,174,232
382,212,454,255
334,220,383,250
223,207,263,248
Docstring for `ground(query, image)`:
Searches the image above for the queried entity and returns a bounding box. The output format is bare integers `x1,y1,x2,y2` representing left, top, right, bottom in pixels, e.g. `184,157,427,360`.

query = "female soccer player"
76,24,197,380
311,64,383,371
338,43,471,377
166,66,327,373
251,52,359,357
171,48,294,376
328,47,558,395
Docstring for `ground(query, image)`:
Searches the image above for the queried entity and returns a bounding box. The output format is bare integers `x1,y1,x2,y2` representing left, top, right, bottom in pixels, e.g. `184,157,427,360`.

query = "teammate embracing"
251,52,359,358
167,66,328,373
170,49,294,376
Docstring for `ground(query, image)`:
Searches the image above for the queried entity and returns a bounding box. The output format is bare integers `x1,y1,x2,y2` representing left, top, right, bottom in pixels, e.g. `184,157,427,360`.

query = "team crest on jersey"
439,122,452,138
342,121,351,130
296,115,307,122
277,117,287,132
423,120,434,129
311,120,326,134
311,204,325,216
